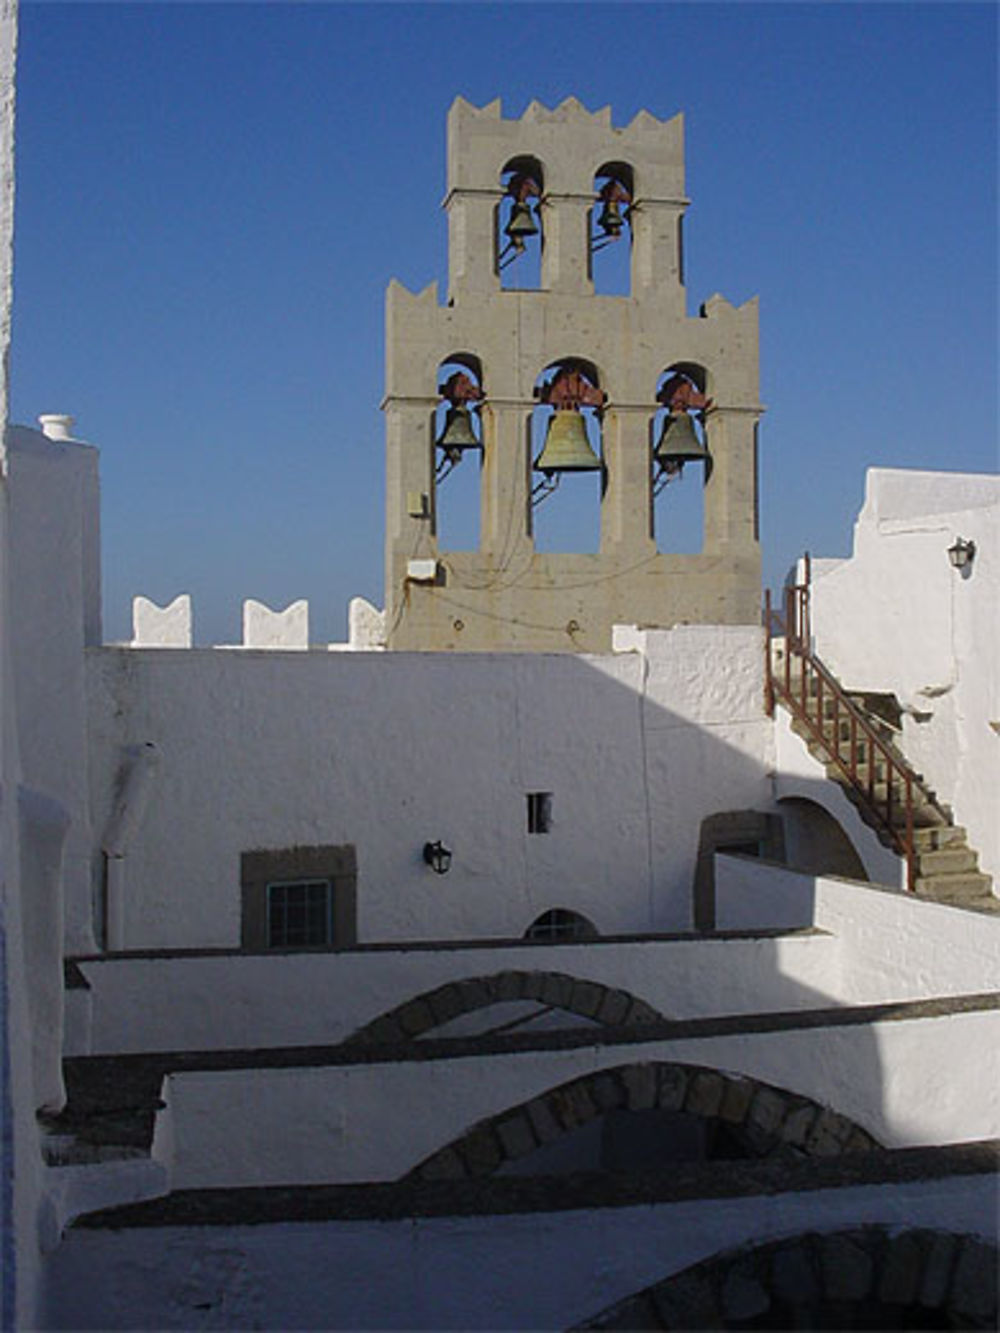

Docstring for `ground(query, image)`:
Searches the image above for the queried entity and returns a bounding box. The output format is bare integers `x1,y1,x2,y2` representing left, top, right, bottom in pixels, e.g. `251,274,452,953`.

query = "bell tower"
382,96,762,652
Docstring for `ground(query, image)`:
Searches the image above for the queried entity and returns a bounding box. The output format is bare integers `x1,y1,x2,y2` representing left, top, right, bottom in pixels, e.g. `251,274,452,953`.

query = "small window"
525,909,596,941
267,879,332,949
241,845,357,951
527,792,553,834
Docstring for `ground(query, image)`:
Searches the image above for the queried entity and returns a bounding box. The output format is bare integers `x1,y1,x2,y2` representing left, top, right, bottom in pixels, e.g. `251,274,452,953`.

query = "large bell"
534,409,603,475
505,201,539,247
597,199,625,238
653,411,711,474
436,405,480,457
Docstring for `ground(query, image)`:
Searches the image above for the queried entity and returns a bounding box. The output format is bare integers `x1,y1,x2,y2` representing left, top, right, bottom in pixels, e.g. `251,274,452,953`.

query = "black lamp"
423,841,452,874
947,538,976,570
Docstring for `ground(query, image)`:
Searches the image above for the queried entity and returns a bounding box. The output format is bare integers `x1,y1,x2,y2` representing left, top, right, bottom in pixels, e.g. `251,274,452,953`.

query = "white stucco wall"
41,1174,997,1331
807,468,999,887
68,930,844,1055
84,625,773,948
162,1004,999,1189
716,858,1000,1000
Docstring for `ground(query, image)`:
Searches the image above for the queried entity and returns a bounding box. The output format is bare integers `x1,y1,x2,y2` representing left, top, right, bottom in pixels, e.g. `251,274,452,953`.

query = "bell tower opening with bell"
383,96,762,652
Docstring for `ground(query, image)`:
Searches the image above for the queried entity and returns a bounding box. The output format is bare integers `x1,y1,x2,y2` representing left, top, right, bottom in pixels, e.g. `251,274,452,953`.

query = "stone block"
526,1097,563,1145
552,1081,598,1129
805,1107,854,1157
495,971,526,1002
918,1229,957,1308
569,980,604,1018
398,998,435,1036
366,1015,404,1045
651,1271,721,1330
622,1064,657,1111
719,1077,753,1124
877,1231,925,1306
455,978,493,1012
458,1127,502,1177
627,1000,660,1026
242,598,309,649
748,1086,787,1137
520,972,547,1000
780,1102,818,1148
685,1071,724,1118
132,593,192,648
950,1237,998,1321
844,1127,877,1154
720,1265,770,1322
657,1065,688,1110
540,974,573,1009
496,1113,537,1161
590,1072,625,1113
818,1233,874,1301
596,988,633,1026
417,1148,466,1181
770,1240,820,1305
427,985,463,1026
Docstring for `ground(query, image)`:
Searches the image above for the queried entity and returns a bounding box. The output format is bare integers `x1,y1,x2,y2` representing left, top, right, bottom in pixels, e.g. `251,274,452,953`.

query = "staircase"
765,567,995,913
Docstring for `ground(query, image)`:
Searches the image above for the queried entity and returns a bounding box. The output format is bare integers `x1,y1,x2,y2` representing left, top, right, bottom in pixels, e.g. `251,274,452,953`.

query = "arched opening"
433,355,484,551
577,1228,996,1331
530,357,604,552
652,363,710,554
407,1062,880,1183
524,908,597,941
589,161,634,296
498,156,543,291
778,796,870,881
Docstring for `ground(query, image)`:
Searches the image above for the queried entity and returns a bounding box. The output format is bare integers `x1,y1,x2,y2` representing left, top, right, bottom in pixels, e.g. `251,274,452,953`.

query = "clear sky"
10,1,998,644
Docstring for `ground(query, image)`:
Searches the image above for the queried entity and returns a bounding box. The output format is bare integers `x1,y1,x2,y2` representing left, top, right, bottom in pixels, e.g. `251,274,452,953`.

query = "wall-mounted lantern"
423,840,453,874
947,537,976,570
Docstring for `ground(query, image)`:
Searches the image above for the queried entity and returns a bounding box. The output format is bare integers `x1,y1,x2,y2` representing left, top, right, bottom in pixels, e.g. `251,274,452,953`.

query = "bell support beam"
703,406,761,555
481,403,533,564
383,399,439,615
600,406,655,557
631,197,688,311
445,189,501,300
540,193,594,296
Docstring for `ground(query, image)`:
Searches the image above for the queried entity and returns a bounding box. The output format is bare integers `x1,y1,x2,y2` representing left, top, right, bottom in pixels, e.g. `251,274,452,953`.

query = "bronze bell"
534,410,602,475
597,199,625,238
653,411,711,474
505,201,539,247
436,405,480,457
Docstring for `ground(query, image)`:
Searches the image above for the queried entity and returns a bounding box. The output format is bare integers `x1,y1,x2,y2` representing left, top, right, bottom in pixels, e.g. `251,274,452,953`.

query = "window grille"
266,879,333,949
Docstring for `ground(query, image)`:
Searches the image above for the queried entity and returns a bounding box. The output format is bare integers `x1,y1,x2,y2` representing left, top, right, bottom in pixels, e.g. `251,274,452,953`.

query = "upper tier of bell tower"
444,96,687,306
382,97,762,654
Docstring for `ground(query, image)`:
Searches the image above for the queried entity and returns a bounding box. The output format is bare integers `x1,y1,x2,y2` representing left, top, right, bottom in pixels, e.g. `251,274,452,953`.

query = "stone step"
913,872,994,901
914,846,979,876
913,825,970,851
42,1133,148,1168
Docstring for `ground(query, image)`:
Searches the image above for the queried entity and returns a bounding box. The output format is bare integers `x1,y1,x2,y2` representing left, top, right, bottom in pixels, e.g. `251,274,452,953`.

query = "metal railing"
764,555,930,893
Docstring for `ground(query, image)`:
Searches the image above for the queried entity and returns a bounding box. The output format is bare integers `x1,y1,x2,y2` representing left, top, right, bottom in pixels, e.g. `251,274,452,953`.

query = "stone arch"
778,795,870,881
590,160,634,295
406,1061,880,1182
498,154,544,287
576,1226,997,1330
434,353,485,549
652,362,712,554
342,970,663,1047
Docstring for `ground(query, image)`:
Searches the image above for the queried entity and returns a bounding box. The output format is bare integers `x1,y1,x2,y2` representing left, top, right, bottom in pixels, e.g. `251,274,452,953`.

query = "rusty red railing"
764,555,926,893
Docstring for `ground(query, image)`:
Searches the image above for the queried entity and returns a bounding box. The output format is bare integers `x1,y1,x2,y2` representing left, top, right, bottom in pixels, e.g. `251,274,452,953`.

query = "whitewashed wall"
41,1175,997,1332
68,930,844,1055
84,625,773,948
162,1005,999,1188
715,857,1000,1000
807,468,999,886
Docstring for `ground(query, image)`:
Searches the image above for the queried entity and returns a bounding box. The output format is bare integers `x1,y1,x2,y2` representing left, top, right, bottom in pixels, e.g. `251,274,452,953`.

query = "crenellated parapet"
128,595,386,651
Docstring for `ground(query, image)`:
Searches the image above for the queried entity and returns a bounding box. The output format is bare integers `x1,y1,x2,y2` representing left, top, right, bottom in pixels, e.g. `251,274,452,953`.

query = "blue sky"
11,2,998,644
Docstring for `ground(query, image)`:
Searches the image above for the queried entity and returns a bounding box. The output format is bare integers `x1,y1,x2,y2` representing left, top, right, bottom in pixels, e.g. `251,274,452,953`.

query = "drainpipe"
101,742,159,951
